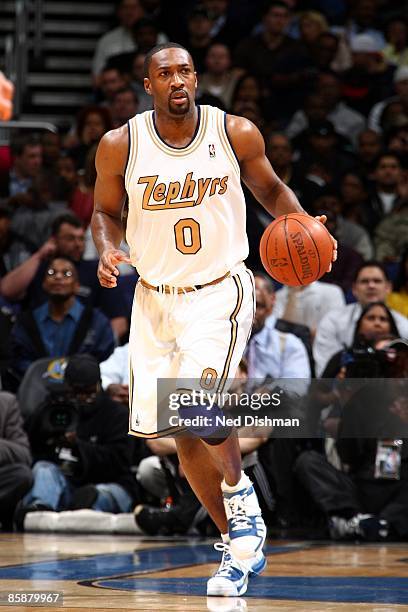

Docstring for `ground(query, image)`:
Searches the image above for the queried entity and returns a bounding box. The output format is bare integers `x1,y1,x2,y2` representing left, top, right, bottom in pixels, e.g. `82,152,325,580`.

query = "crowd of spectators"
0,0,407,540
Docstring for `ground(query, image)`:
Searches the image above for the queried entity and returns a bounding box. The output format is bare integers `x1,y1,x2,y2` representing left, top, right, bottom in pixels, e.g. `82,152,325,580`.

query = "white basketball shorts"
128,263,255,437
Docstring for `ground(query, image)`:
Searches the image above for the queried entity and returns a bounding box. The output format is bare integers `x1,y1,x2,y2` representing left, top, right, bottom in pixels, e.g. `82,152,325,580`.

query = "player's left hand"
314,214,337,272
97,248,132,288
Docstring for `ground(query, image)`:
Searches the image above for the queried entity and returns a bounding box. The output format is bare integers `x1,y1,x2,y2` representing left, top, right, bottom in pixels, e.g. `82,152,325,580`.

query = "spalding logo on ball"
260,213,333,286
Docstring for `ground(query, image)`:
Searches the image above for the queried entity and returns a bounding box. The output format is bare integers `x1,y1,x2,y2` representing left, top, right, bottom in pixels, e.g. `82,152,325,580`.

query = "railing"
13,0,29,117
0,120,57,145
3,0,44,119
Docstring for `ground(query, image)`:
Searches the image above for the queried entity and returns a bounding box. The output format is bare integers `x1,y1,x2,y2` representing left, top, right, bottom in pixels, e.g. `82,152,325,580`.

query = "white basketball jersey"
124,105,249,286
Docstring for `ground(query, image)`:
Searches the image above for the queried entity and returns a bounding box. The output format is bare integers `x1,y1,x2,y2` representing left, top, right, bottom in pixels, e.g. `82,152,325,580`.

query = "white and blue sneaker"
222,474,267,564
207,543,250,597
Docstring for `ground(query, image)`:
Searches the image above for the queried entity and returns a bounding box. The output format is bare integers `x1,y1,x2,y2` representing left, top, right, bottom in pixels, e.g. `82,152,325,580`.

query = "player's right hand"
97,248,132,288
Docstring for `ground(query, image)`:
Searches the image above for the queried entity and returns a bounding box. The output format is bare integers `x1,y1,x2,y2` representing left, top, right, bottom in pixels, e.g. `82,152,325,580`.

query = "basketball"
259,213,333,286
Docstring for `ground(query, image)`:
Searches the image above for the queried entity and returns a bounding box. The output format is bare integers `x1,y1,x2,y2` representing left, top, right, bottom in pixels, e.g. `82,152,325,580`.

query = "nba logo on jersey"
209,143,216,158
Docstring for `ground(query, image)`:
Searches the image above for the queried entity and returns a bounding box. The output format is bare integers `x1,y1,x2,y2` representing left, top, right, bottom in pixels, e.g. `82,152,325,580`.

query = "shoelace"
213,542,246,577
225,492,253,531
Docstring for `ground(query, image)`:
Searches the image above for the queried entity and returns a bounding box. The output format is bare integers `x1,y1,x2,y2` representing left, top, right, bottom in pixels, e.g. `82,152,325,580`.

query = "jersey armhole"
217,110,240,175
124,118,138,191
224,112,240,172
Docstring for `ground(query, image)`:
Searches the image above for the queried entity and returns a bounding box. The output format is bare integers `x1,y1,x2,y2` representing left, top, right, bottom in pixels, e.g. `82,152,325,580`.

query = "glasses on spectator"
46,268,73,278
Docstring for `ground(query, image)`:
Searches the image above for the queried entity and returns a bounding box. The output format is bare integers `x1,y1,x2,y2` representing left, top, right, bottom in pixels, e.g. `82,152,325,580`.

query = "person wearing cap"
368,65,408,133
341,33,395,116
16,354,138,526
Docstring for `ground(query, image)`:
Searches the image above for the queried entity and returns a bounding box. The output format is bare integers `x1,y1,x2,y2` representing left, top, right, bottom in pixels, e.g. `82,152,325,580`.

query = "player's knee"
176,394,232,442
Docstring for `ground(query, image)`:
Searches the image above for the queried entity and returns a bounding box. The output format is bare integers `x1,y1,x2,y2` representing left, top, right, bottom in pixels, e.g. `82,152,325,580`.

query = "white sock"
221,471,251,493
221,532,230,544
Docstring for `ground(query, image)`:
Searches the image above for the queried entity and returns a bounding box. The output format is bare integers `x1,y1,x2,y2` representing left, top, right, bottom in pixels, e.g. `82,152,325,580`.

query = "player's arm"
227,115,305,218
227,114,337,263
92,125,131,288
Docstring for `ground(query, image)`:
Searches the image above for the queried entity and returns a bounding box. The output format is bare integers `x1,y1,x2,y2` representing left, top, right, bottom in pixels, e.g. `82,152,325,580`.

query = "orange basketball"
259,213,333,286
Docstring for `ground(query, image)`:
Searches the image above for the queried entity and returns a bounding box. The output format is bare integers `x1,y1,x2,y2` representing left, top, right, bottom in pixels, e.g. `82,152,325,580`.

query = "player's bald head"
143,42,194,78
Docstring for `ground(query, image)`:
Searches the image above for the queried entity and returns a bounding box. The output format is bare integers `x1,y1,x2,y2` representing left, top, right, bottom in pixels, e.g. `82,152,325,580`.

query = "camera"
341,345,387,379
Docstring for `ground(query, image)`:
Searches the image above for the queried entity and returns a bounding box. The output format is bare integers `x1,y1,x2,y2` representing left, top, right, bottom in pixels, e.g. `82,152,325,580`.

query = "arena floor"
0,533,407,611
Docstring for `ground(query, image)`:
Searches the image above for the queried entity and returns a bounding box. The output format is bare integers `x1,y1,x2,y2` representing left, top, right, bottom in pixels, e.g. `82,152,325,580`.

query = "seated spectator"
41,132,62,175
368,65,408,133
10,256,114,378
0,134,43,199
132,17,161,55
383,17,408,68
198,43,241,110
314,261,408,375
0,202,31,274
266,133,320,212
341,33,394,117
311,31,351,73
273,276,345,339
320,301,399,378
315,208,364,294
339,171,371,227
375,179,408,262
100,343,129,405
295,120,355,184
180,5,213,74
234,2,307,115
295,338,408,542
66,106,112,171
287,72,365,147
110,87,139,128
129,52,153,113
332,0,386,51
387,248,408,317
355,129,382,179
67,146,97,228
92,0,145,82
365,152,405,231
247,274,311,389
0,392,32,530
16,355,137,526
1,214,129,339
286,93,329,141
312,189,374,260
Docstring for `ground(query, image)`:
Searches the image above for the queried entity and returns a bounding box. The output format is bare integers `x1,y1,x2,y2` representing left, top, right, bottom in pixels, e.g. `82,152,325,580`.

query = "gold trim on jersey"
217,273,243,394
145,105,208,157
216,110,240,176
125,117,138,191
128,425,186,439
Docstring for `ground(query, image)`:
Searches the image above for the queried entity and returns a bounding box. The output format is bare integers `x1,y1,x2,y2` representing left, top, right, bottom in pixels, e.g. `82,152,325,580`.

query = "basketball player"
91,42,336,597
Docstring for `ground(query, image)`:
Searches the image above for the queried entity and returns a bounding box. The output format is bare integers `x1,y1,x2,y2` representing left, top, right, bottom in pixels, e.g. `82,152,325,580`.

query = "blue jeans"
23,461,133,513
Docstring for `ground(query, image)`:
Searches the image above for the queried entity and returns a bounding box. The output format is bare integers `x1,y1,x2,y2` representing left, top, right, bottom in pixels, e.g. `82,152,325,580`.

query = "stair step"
32,91,92,107
39,37,97,52
44,56,92,71
3,0,114,15
28,73,92,88
1,18,107,35
20,112,75,127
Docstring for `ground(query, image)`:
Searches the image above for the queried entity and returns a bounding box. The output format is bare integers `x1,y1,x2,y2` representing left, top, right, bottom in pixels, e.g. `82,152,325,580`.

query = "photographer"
295,337,408,542
16,354,138,529
309,302,399,436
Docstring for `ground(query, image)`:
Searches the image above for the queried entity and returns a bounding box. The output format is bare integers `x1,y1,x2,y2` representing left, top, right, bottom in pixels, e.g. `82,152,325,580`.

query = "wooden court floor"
0,533,407,611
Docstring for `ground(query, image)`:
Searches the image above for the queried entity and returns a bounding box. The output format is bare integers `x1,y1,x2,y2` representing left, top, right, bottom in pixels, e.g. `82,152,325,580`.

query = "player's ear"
194,72,198,89
144,77,152,96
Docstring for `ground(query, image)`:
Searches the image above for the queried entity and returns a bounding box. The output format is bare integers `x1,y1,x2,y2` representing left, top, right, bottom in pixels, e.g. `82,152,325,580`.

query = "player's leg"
128,283,179,437
174,265,266,595
175,435,227,532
